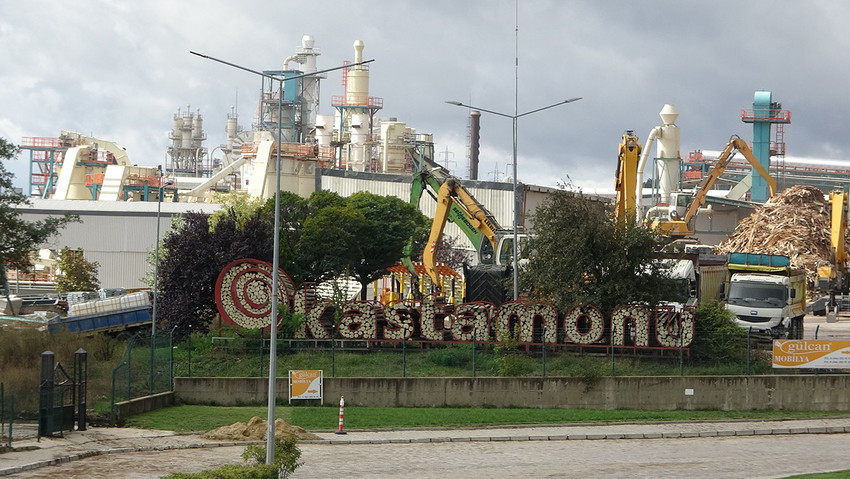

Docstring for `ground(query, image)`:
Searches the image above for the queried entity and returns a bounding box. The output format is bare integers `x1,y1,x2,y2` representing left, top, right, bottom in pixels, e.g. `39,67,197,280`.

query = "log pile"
714,184,839,288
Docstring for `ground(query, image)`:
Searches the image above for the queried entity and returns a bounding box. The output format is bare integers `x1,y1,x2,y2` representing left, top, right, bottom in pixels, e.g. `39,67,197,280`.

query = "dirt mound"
202,415,321,441
715,184,844,288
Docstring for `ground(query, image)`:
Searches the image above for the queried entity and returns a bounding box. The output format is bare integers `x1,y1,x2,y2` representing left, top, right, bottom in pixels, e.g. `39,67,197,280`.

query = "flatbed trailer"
48,305,152,334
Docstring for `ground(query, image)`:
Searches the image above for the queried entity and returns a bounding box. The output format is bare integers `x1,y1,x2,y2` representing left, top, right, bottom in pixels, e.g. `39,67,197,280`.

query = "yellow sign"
772,340,850,368
289,370,323,403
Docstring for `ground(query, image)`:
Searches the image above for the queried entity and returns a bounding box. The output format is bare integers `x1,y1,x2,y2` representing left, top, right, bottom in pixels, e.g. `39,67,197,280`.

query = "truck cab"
726,273,795,331
721,253,805,339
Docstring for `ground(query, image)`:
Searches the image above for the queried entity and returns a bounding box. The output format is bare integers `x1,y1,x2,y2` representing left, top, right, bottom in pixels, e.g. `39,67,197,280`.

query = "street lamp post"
190,51,372,464
150,165,166,396
152,165,163,337
445,98,581,300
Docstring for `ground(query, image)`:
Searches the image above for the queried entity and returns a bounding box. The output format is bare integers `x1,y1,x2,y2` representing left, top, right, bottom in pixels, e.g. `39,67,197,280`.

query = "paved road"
4,419,850,478
8,435,850,479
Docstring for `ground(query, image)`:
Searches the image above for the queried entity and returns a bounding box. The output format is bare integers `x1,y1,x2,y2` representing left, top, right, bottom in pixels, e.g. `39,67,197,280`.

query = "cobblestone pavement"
3,418,850,478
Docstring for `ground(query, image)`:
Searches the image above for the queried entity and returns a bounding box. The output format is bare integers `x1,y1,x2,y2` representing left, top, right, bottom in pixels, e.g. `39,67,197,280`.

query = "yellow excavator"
650,136,777,237
421,177,523,297
815,188,850,316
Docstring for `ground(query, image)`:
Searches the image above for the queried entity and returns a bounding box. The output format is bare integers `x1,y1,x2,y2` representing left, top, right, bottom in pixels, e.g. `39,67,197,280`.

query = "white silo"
225,106,238,151
315,114,334,147
171,107,183,151
655,104,680,204
192,107,205,149
181,105,194,151
284,34,323,139
349,112,369,172
346,40,369,105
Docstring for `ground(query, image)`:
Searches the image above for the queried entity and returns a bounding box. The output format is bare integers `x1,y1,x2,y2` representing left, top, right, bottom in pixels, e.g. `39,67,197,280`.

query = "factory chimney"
469,110,481,180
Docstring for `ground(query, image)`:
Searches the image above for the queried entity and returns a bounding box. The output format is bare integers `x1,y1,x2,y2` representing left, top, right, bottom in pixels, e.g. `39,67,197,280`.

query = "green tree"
55,247,100,291
209,191,264,231
0,138,76,305
521,189,671,316
297,191,429,297
691,300,748,363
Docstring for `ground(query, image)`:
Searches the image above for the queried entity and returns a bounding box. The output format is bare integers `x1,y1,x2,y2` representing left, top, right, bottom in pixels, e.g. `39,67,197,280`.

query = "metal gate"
38,350,86,438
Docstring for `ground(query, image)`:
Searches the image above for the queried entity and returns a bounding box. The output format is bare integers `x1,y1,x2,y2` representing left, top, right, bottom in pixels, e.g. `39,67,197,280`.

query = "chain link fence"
110,328,176,424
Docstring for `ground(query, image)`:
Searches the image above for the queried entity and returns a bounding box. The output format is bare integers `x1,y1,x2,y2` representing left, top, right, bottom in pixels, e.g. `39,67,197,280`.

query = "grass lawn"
125,404,846,432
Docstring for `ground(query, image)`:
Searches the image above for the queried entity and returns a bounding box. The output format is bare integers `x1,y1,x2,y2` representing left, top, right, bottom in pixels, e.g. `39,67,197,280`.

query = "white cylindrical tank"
315,114,334,147
226,106,238,149
300,35,318,73
346,40,369,105
656,104,681,203
349,113,369,172
657,104,680,159
182,105,193,150
297,35,321,138
380,121,407,172
192,108,204,148
171,107,182,149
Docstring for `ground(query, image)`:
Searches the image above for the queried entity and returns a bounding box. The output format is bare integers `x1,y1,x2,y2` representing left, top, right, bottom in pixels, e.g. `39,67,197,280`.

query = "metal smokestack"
469,110,481,180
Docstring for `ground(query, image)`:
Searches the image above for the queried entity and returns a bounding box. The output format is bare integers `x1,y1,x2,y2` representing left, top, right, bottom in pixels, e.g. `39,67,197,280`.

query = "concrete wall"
113,391,174,425
174,376,850,411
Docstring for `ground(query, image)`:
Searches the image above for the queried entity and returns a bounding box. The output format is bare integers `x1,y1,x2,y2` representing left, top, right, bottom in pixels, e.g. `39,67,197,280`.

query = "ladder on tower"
773,123,787,190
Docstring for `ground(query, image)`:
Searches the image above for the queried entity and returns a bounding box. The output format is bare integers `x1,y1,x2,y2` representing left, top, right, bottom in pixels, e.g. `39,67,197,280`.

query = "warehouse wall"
19,199,222,289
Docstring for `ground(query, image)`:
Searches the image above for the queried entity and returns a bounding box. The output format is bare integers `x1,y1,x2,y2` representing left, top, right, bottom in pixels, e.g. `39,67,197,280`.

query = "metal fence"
169,329,778,380
110,328,176,424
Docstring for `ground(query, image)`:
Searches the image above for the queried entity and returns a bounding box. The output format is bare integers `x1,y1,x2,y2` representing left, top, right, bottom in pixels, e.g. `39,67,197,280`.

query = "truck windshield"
727,282,786,307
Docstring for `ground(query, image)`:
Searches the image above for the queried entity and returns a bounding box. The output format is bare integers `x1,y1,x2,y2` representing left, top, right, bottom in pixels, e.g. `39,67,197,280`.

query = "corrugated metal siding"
18,201,221,290
84,251,149,289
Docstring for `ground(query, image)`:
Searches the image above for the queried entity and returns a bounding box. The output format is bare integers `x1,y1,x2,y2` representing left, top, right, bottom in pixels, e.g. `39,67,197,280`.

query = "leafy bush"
242,437,303,479
691,301,748,363
494,326,527,377
425,344,473,368
163,437,302,479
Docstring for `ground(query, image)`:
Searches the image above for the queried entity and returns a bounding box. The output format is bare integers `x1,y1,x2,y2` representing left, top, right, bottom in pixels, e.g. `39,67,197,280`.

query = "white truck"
662,251,728,307
721,253,806,339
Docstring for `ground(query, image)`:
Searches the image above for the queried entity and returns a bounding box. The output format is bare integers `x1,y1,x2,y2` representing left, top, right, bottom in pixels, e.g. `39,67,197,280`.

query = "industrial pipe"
636,126,661,221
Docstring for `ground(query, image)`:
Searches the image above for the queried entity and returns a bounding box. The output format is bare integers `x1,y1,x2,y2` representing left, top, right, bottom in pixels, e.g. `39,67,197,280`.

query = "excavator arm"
652,136,776,237
816,189,850,297
422,178,503,292
402,169,486,277
614,131,641,224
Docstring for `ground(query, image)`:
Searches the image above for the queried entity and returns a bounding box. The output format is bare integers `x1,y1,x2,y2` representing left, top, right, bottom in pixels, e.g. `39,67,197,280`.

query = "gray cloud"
1,0,846,194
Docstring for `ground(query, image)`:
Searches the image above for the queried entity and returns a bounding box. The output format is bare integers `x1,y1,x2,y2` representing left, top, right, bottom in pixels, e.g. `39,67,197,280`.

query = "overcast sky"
2,0,848,195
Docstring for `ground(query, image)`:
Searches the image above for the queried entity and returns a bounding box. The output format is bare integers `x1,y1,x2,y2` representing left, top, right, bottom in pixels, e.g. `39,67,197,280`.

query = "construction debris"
715,184,845,290
202,416,321,441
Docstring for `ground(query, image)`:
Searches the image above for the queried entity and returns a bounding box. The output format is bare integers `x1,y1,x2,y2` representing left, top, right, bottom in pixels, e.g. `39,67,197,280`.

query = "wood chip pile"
715,184,841,289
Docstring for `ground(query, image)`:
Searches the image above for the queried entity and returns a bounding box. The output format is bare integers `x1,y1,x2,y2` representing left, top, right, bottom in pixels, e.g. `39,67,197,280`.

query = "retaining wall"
173,376,850,411
113,391,174,424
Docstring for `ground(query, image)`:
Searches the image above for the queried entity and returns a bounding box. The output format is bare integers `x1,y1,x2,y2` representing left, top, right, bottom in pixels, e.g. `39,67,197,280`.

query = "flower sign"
214,259,296,330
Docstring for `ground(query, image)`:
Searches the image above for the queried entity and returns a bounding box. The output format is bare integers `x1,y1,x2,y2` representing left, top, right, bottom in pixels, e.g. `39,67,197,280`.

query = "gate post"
38,351,55,438
75,348,87,431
